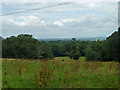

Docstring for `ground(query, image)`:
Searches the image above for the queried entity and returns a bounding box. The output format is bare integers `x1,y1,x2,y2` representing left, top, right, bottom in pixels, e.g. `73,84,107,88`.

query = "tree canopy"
1,28,119,61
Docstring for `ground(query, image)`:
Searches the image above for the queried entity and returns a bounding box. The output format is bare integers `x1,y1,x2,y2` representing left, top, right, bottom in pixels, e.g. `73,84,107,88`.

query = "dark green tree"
2,34,54,60
118,27,120,60
68,38,81,60
85,41,104,61
105,31,118,61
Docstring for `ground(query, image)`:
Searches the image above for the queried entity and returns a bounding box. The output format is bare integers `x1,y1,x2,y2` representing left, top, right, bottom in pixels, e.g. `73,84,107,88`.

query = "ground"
2,57,119,88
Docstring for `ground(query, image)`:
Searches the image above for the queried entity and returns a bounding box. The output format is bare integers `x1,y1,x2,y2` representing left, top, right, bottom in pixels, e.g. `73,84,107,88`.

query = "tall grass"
2,57,119,88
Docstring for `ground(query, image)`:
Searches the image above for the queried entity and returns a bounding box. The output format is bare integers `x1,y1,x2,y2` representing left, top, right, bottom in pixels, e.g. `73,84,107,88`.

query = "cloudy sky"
0,2,118,39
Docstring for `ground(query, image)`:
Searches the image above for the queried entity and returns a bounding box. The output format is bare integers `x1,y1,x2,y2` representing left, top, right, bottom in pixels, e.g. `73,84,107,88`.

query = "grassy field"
2,57,119,88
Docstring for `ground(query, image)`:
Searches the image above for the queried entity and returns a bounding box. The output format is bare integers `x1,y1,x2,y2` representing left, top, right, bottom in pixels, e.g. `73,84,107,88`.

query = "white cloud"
41,20,46,26
53,21,63,26
2,0,119,3
62,18,74,23
15,22,26,26
88,3,97,8
2,15,48,27
18,16,40,25
2,2,118,38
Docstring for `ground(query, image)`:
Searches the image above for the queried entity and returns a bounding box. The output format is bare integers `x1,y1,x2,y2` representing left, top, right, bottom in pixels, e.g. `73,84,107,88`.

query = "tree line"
1,28,120,61
85,28,119,61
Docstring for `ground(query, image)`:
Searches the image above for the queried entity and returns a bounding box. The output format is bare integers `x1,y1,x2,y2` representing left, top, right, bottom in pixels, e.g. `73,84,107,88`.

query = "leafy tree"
85,28,120,62
85,41,103,61
2,34,54,60
51,44,60,57
68,38,81,60
41,45,54,60
105,31,118,61
118,27,120,60
2,29,120,62
0,36,2,58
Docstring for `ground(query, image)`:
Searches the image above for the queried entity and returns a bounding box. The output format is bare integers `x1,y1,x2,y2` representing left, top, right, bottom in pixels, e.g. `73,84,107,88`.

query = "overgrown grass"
2,57,119,88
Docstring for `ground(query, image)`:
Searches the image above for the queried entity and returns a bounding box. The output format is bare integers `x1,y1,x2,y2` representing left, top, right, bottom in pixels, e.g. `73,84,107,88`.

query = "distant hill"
38,37,106,41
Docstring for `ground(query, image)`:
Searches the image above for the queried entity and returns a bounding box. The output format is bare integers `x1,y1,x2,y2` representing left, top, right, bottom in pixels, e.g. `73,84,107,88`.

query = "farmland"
1,2,120,89
2,57,119,88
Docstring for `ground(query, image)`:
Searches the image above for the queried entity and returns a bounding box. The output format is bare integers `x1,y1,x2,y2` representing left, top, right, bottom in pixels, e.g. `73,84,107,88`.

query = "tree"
34,42,44,59
0,36,2,58
85,46,96,61
51,44,60,57
85,28,120,62
68,38,81,60
105,31,118,61
85,41,103,61
118,27,120,61
42,48,54,60
34,42,54,60
2,34,54,60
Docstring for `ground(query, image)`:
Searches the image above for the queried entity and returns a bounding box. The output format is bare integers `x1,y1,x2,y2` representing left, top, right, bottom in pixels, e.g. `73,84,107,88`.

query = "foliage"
2,34,53,60
104,30,119,61
68,38,81,60
85,41,104,61
2,58,119,88
2,27,120,61
85,28,120,61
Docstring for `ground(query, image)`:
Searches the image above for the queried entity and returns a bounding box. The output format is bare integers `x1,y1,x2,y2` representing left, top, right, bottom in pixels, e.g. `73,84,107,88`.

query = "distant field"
2,57,85,61
53,57,85,61
2,57,119,88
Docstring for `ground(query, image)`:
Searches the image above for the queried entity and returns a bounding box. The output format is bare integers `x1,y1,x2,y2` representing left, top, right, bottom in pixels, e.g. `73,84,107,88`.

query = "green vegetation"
54,57,85,61
2,57,119,88
1,27,119,88
67,38,81,60
2,28,120,61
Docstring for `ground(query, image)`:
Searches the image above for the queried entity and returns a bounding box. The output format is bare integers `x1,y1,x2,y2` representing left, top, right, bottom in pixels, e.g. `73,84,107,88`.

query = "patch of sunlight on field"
2,57,86,62
2,58,17,61
53,57,85,62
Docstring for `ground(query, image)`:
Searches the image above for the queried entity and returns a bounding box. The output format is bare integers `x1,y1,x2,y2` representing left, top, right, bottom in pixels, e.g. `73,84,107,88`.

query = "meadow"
2,57,119,88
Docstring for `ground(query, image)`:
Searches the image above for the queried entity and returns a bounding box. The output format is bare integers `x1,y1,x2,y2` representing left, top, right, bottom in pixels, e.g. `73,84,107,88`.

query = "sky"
0,2,118,39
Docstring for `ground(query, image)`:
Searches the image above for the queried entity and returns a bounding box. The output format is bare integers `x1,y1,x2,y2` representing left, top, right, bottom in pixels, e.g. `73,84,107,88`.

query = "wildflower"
47,82,49,85
41,84,43,87
40,82,43,87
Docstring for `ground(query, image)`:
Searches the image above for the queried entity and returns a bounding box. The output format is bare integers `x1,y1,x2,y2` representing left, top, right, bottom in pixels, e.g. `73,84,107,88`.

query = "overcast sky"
0,2,118,39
